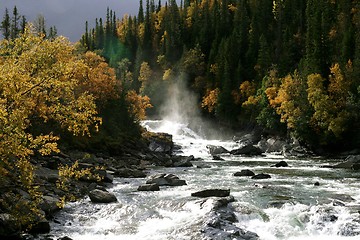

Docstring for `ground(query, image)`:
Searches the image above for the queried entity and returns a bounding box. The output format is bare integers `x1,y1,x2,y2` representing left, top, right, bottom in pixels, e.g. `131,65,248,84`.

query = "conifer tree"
1,8,11,40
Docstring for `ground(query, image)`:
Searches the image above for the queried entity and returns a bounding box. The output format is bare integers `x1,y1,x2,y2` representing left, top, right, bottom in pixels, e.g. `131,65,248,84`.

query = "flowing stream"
48,119,360,240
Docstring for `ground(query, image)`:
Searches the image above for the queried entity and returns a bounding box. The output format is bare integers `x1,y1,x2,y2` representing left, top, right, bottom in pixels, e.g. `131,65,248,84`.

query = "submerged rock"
88,189,117,203
191,189,230,198
233,169,255,177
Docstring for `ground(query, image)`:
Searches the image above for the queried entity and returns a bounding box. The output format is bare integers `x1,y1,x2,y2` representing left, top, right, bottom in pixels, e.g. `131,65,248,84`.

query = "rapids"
46,119,360,240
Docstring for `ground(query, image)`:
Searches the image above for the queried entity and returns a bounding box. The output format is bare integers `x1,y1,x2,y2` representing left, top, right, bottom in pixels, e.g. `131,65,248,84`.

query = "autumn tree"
0,26,101,226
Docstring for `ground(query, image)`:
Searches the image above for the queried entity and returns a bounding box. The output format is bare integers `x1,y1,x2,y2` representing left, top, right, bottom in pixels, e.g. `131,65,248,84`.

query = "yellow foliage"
265,72,305,129
0,26,103,222
202,88,219,113
307,70,351,138
126,90,153,121
163,68,173,81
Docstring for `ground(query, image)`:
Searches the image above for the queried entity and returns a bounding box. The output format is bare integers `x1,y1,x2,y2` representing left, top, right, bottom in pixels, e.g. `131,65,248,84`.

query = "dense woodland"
79,0,360,152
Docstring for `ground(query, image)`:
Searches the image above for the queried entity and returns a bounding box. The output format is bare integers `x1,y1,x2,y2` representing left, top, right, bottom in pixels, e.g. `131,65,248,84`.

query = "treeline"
1,6,57,40
80,0,360,151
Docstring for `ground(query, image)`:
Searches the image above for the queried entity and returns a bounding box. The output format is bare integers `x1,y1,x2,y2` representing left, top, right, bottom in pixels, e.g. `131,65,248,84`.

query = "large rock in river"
233,169,255,177
251,173,271,179
89,189,117,203
191,189,230,198
231,144,263,156
206,145,229,155
146,173,187,186
148,132,173,154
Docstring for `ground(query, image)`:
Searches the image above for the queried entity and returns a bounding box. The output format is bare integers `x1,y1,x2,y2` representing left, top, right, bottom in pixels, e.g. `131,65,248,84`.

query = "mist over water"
157,75,231,140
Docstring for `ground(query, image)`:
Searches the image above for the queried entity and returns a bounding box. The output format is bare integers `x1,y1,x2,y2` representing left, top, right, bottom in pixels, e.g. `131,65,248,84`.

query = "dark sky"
0,0,141,42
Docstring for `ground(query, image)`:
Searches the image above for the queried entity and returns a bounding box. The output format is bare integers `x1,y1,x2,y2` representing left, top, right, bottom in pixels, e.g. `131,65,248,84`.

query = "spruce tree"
1,8,11,40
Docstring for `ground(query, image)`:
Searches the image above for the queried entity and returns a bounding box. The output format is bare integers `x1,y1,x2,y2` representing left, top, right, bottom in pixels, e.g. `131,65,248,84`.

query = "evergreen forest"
80,0,360,152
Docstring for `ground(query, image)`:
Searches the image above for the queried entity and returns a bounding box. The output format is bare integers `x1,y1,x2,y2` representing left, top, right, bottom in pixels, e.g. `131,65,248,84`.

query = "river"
47,119,360,240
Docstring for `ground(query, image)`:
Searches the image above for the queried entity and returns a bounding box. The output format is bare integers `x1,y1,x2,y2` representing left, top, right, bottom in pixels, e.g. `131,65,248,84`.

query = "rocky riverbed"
2,126,360,240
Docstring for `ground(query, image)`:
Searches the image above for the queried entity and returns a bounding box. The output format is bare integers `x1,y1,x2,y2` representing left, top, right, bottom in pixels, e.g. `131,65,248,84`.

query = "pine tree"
11,6,21,39
1,8,10,40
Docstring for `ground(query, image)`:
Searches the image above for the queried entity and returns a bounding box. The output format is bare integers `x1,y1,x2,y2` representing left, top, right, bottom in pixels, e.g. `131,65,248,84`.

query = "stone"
88,189,117,203
59,237,73,240
39,195,62,217
0,214,21,239
212,155,225,161
206,145,229,155
191,189,230,198
97,170,114,183
172,155,194,167
146,173,187,186
251,173,271,179
29,218,51,234
272,160,288,167
233,169,255,177
231,145,263,156
314,181,320,186
148,132,173,154
137,183,160,191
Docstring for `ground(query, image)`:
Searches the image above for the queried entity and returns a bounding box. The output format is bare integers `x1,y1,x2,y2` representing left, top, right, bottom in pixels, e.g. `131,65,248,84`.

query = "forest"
79,0,360,152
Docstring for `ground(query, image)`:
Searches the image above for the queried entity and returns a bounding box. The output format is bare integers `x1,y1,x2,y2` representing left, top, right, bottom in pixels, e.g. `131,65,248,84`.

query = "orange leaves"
79,51,119,103
126,90,153,121
201,88,219,113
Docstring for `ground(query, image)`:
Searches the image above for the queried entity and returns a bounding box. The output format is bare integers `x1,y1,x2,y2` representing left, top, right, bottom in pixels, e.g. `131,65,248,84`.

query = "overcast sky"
0,0,141,42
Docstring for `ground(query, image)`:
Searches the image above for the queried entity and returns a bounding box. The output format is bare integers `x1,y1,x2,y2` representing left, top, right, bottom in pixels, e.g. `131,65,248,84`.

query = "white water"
48,119,360,240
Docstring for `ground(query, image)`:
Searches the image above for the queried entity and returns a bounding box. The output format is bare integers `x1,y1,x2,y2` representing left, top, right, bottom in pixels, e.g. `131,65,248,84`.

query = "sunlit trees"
0,27,103,225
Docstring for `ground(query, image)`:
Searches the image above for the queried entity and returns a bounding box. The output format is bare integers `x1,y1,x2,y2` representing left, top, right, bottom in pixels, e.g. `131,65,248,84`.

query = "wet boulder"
0,214,21,239
137,183,160,191
172,155,194,167
271,161,289,167
146,173,187,186
233,169,255,177
39,195,62,217
212,155,225,161
88,189,117,203
206,145,229,155
231,145,263,156
251,173,271,179
200,197,259,240
29,218,51,234
191,189,230,198
148,132,173,154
